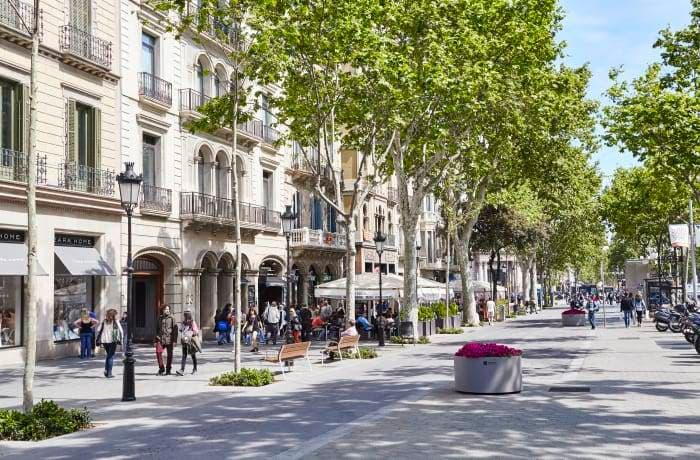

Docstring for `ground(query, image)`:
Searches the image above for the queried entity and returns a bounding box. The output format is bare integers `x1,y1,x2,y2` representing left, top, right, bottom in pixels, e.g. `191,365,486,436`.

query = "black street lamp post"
281,205,297,308
116,162,142,402
308,272,316,307
416,242,422,306
374,229,386,315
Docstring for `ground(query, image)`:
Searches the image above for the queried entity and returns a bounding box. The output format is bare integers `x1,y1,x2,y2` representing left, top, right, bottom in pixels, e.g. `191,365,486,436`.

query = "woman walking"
176,308,200,376
289,308,302,343
217,304,232,345
634,293,646,327
74,308,98,359
245,309,262,352
96,309,123,378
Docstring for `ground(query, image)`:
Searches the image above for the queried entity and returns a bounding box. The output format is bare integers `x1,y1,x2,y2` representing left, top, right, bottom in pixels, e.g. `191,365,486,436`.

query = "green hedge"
418,305,436,321
210,368,275,386
437,327,463,334
417,336,431,344
330,346,378,360
430,302,460,318
0,400,91,441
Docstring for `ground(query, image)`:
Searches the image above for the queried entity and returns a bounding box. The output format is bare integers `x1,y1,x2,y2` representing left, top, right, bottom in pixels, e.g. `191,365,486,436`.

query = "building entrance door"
133,257,162,342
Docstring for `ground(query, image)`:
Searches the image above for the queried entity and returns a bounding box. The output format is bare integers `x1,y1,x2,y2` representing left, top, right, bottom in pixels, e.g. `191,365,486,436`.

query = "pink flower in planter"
455,342,522,358
561,308,586,315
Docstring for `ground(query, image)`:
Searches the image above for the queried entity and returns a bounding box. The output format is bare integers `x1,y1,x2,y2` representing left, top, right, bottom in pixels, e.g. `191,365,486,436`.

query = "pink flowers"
562,308,586,316
455,342,522,358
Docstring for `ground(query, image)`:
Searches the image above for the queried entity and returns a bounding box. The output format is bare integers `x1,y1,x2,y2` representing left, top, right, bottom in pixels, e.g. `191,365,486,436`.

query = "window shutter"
92,107,101,169
65,99,77,163
20,84,30,154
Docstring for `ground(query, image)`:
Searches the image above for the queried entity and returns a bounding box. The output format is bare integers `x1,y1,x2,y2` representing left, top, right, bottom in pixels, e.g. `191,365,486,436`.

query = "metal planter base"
454,356,522,394
562,314,587,327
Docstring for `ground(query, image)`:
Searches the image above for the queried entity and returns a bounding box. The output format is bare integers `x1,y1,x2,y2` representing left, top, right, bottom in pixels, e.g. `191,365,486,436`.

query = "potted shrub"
434,302,461,329
561,308,586,326
454,342,522,394
418,305,436,336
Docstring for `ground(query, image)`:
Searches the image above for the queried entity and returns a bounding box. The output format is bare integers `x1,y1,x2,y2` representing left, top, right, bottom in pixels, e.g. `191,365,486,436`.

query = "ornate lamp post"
281,205,297,308
374,229,386,315
116,162,142,402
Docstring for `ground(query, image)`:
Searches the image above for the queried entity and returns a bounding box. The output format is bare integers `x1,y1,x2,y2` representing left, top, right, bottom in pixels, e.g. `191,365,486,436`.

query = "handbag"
155,341,164,354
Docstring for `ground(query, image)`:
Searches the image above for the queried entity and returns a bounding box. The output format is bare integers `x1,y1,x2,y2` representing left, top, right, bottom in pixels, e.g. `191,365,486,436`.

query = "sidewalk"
0,337,404,420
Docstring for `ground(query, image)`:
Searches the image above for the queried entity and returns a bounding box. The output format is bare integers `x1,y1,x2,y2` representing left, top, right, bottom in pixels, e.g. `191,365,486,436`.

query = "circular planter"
454,355,522,394
561,313,586,327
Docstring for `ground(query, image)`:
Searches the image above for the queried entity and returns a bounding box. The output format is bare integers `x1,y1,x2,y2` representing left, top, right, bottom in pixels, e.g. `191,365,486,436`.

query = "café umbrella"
314,273,451,301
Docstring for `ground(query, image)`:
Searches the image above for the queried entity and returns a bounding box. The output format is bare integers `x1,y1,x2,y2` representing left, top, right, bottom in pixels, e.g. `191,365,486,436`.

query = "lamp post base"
122,350,136,401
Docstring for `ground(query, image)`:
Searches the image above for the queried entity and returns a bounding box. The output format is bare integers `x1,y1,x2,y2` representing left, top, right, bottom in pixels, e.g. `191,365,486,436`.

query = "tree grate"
548,386,590,393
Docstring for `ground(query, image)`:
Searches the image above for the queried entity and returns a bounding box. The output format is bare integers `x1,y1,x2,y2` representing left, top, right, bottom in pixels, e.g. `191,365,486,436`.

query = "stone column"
220,271,234,306
244,270,259,312
179,268,203,323
300,272,309,307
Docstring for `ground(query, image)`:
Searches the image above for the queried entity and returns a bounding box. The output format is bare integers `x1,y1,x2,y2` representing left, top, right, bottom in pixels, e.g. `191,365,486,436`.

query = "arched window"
195,60,205,96
197,151,206,194
215,152,228,199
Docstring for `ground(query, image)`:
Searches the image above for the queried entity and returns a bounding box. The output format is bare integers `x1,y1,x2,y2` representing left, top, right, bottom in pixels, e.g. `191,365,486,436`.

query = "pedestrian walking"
634,293,646,327
486,297,496,325
278,303,287,338
245,309,262,352
74,308,98,359
120,311,128,353
376,313,387,347
217,304,232,345
620,292,634,328
96,309,123,378
585,296,599,329
263,301,280,345
155,305,178,375
176,309,201,376
300,304,312,341
289,308,302,343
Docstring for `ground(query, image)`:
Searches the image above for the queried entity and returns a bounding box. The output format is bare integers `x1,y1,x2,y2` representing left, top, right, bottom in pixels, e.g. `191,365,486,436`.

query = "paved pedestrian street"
1,304,699,459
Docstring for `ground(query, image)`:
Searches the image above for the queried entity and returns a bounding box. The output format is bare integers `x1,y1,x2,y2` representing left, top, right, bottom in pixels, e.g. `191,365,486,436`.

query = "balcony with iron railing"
180,192,280,229
59,25,112,71
57,162,115,196
289,227,346,251
185,3,245,51
179,89,265,141
262,124,280,145
140,184,172,215
0,148,47,184
0,0,41,41
138,72,172,108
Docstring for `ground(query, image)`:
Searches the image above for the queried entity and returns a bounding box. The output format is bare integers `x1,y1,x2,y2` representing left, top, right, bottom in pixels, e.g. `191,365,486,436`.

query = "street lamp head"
374,230,386,254
116,162,143,213
281,204,297,235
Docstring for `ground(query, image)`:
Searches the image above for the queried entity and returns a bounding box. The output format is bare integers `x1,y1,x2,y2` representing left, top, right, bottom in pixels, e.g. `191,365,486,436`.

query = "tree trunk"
530,257,537,307
230,86,242,373
400,213,419,333
520,260,530,303
488,250,496,301
455,232,479,326
345,220,357,323
495,249,502,301
23,6,40,413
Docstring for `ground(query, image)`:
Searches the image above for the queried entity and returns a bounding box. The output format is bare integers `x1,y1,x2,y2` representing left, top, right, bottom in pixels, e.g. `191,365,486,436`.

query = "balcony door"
69,0,91,32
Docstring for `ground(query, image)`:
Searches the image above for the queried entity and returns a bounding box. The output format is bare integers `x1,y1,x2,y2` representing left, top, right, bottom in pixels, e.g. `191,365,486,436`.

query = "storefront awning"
261,276,286,287
54,246,116,276
0,243,48,276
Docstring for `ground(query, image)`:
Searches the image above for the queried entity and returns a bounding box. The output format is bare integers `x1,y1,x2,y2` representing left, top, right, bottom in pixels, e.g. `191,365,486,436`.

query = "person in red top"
311,314,326,329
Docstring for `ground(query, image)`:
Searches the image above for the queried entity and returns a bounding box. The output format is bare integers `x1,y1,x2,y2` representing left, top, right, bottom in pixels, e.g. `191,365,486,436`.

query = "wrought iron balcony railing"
0,148,46,184
263,124,280,145
289,227,346,250
387,187,398,203
59,25,112,69
58,162,115,196
179,88,209,112
0,0,41,37
180,192,280,228
141,184,172,213
138,72,172,107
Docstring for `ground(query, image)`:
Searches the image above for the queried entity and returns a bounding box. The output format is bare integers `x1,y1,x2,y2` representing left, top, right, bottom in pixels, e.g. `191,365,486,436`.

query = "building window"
141,32,156,75
142,134,159,186
197,151,206,194
69,0,91,33
196,60,205,95
0,78,24,152
66,100,100,169
0,277,22,348
53,276,94,342
260,94,276,126
262,171,273,209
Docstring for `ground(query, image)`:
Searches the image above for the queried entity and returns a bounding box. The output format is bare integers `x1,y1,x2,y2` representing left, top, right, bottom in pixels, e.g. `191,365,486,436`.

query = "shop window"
53,276,94,342
0,277,22,348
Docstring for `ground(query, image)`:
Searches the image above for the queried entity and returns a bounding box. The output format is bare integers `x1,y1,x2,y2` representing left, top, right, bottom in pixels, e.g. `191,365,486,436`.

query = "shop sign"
55,234,95,248
0,229,25,243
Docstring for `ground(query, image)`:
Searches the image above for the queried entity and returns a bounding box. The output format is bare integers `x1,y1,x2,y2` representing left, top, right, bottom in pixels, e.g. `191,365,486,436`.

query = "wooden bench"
321,334,361,365
262,341,312,378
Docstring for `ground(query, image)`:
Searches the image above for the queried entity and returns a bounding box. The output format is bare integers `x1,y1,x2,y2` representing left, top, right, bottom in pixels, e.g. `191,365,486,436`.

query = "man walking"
620,292,634,328
264,301,280,346
155,305,177,375
586,295,599,330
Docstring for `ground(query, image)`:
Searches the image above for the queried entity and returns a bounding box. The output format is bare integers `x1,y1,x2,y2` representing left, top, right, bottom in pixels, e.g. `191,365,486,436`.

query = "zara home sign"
0,229,25,243
55,234,95,248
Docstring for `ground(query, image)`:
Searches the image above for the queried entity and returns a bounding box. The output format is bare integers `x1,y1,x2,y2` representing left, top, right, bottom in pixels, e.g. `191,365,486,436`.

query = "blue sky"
558,0,692,180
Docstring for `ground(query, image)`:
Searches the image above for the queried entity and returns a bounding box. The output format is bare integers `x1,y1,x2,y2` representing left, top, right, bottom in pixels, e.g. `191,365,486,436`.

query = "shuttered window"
65,99,100,169
142,134,158,186
0,79,23,152
69,0,91,33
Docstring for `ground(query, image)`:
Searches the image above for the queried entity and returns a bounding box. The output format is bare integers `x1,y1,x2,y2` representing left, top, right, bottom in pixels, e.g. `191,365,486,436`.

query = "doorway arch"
132,256,163,342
